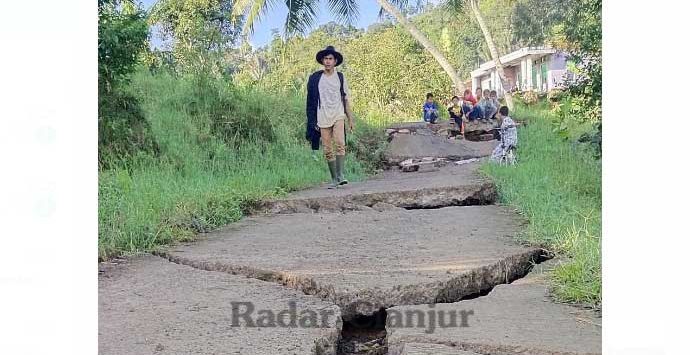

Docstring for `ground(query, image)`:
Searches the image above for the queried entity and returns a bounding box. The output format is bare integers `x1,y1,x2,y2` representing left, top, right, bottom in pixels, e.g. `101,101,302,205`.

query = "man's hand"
344,99,355,132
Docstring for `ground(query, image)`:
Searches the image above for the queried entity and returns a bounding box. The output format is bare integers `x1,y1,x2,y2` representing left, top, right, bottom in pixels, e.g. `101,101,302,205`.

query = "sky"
244,0,385,48
139,0,390,49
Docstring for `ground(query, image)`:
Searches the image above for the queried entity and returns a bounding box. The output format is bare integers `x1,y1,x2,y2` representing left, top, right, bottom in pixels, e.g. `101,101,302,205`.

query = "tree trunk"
470,0,514,110
376,0,464,95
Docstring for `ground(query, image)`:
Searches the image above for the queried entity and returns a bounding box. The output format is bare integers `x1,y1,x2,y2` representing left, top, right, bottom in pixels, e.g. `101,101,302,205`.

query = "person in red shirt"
463,89,477,105
462,89,484,121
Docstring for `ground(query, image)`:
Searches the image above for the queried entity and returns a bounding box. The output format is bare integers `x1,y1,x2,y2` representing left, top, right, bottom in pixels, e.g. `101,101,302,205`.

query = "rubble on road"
399,157,448,172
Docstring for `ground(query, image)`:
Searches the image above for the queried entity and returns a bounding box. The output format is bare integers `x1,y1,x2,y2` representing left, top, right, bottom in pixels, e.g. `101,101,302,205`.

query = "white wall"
525,56,534,90
548,52,570,90
471,77,480,94
548,69,568,90
480,77,491,92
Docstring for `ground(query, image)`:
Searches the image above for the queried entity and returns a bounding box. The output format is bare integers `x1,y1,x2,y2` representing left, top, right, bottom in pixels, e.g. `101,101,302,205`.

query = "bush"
98,0,152,166
547,88,565,102
522,90,539,105
550,93,602,156
98,0,148,91
186,76,278,146
347,114,390,171
482,105,601,307
98,90,159,168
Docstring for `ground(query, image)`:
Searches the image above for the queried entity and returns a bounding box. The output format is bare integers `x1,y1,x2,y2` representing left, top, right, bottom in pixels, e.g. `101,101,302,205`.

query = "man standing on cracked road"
306,45,355,189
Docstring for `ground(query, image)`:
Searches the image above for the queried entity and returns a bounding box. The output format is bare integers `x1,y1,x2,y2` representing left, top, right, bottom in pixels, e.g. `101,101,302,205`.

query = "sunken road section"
156,205,550,321
251,164,497,214
386,261,602,355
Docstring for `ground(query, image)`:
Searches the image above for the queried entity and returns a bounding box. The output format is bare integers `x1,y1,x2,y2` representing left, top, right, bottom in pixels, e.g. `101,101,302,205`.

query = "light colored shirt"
479,98,497,119
317,71,350,128
500,116,518,147
491,98,500,109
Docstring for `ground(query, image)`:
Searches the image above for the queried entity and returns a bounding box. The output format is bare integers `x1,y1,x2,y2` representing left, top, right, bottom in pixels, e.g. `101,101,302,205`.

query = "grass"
99,71,601,308
98,69,384,260
481,104,601,307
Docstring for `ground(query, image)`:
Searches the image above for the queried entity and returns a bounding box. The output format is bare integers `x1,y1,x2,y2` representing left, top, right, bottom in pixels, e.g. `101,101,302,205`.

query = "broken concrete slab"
477,133,495,141
371,202,403,212
463,120,498,134
385,121,461,140
400,158,447,172
454,158,480,166
99,255,341,355
251,163,496,214
386,260,601,355
158,206,547,320
384,134,496,165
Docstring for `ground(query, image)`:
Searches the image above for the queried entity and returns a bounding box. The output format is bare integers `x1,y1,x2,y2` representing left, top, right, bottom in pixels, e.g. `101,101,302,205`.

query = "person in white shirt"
490,106,518,163
306,46,355,189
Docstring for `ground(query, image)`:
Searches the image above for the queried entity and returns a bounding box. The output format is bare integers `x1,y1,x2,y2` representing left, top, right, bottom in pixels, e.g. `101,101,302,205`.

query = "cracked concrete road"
386,261,602,355
99,133,601,354
384,134,496,165
160,205,546,319
99,255,341,355
393,343,482,355
253,163,497,214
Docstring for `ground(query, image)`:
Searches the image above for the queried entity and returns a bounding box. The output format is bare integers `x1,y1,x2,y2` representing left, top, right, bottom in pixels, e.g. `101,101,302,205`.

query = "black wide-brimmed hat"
315,46,343,66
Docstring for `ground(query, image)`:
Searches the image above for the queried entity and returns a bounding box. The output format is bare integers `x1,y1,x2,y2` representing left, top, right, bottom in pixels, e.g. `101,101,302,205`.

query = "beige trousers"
320,119,346,161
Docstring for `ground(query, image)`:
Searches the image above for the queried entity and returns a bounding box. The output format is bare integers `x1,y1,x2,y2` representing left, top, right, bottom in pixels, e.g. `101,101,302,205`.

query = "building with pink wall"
470,47,573,97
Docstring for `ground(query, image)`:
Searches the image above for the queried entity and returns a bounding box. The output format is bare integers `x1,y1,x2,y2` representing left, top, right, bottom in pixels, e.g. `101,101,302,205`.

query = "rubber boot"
327,160,338,189
336,155,348,185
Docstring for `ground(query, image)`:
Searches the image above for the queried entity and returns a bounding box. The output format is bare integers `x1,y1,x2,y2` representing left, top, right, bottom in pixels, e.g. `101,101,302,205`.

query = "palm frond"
230,0,254,22
231,0,279,36
325,0,359,26
284,0,320,35
443,0,470,14
378,0,409,19
378,0,432,20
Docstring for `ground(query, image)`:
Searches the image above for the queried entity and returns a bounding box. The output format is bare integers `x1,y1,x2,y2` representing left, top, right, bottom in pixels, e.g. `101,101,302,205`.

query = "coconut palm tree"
375,0,465,94
448,0,514,110
231,0,467,94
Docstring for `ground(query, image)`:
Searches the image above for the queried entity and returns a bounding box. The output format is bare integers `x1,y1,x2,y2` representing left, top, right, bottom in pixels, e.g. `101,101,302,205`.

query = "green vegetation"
234,21,465,120
481,104,601,307
99,0,601,307
98,70,378,259
517,0,602,153
98,0,153,166
482,0,602,306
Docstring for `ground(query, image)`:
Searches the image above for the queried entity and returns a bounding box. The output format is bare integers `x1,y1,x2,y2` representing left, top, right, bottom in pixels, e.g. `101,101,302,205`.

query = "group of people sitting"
421,87,518,164
422,88,500,130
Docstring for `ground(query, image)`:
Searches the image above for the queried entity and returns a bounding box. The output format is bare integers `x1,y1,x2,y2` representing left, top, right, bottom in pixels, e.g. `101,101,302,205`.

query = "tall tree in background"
376,0,465,94
512,0,601,150
99,0,148,92
231,0,467,94
556,0,601,150
150,0,243,74
470,0,513,109
449,0,514,109
98,0,157,166
512,0,568,47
